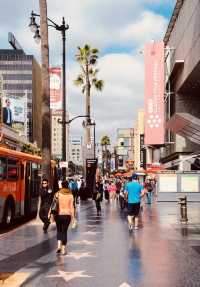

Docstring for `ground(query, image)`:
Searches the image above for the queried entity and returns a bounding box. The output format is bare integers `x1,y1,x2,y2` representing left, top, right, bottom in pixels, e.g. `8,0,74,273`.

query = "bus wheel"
3,201,14,227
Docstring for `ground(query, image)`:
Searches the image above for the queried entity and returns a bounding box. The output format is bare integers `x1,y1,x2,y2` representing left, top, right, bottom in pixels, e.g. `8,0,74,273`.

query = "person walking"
103,180,109,202
94,182,103,215
144,178,153,204
125,174,144,231
69,178,79,205
108,181,117,201
52,180,74,255
39,179,53,233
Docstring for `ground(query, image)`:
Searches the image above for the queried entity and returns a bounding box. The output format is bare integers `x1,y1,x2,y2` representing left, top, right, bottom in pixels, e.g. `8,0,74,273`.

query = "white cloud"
0,0,173,144
67,53,144,143
121,11,167,46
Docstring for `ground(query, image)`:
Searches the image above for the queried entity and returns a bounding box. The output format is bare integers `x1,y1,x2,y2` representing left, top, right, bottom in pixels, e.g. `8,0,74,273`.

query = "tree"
101,135,111,175
39,0,51,182
74,44,104,143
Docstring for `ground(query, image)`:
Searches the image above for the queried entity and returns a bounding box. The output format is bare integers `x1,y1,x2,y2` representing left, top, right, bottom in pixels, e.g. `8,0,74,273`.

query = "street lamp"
29,11,69,161
59,115,96,159
88,120,96,159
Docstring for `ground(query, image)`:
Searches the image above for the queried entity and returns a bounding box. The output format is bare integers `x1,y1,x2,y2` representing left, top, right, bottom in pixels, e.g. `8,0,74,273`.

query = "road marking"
65,252,96,260
46,270,92,282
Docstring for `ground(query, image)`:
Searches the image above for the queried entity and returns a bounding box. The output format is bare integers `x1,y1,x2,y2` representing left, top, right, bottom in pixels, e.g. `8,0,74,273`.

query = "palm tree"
101,135,111,175
39,0,51,182
74,44,104,143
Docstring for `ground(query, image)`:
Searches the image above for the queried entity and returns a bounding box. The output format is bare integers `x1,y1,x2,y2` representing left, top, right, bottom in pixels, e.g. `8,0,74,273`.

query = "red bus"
0,147,50,226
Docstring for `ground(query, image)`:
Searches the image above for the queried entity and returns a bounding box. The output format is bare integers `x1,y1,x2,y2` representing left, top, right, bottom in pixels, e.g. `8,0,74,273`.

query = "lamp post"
88,120,96,159
29,11,69,162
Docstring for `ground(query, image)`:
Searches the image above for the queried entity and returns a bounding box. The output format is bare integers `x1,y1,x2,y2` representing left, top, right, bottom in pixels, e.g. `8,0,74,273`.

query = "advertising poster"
3,94,27,137
159,174,177,192
50,67,62,110
181,175,199,192
144,41,165,145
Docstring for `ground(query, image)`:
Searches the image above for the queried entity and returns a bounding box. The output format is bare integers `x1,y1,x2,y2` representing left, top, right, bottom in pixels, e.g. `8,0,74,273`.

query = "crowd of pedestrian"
38,173,156,255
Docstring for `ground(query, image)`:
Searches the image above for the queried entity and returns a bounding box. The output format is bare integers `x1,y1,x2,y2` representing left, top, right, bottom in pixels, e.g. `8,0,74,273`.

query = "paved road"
1,200,200,286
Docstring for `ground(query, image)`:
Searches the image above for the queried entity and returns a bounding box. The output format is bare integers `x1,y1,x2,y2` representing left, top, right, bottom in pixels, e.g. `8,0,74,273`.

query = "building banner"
3,94,27,138
50,67,62,110
144,41,165,145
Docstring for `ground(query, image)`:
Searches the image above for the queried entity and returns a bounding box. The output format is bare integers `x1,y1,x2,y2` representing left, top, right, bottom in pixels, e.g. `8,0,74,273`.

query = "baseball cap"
132,173,138,180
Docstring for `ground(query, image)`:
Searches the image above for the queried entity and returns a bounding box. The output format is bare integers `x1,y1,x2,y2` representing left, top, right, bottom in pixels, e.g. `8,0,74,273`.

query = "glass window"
0,157,7,180
7,159,18,180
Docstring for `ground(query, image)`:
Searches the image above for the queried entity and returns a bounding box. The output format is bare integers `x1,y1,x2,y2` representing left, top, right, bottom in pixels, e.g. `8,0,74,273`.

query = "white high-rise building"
69,137,83,165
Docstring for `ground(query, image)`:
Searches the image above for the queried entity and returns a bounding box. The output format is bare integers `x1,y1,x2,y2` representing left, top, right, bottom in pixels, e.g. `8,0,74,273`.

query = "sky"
0,0,176,145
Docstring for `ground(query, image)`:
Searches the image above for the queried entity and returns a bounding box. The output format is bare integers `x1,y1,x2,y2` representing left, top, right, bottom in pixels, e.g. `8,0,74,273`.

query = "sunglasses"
42,182,48,185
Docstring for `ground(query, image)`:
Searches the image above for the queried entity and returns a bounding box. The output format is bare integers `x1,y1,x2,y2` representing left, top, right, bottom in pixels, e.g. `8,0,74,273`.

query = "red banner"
144,41,165,145
50,67,62,110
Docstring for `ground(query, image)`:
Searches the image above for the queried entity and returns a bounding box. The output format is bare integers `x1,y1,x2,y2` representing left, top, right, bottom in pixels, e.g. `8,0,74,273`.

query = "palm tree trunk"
39,0,51,182
85,63,91,144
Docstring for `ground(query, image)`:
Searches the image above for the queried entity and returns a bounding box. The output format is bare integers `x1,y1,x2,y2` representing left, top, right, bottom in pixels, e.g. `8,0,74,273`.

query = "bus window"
21,164,24,180
7,159,19,180
0,157,7,180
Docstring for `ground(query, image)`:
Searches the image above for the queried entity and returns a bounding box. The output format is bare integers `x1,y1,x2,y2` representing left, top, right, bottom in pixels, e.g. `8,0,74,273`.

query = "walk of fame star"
70,239,98,245
47,270,92,283
65,251,96,260
82,231,100,235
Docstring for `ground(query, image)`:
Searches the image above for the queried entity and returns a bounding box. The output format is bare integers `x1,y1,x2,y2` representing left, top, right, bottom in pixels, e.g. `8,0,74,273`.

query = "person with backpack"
69,178,79,205
144,178,153,204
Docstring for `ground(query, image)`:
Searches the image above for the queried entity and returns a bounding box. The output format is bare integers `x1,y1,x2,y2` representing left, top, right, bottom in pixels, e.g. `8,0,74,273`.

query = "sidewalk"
1,200,200,287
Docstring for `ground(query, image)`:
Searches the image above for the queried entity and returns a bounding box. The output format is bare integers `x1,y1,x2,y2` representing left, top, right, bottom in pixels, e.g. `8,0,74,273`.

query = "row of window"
3,83,32,90
0,54,32,61
0,64,32,70
3,74,32,81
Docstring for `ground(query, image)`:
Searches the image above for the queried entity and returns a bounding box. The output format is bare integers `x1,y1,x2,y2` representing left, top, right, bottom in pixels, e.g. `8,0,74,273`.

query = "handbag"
71,218,78,229
50,193,59,215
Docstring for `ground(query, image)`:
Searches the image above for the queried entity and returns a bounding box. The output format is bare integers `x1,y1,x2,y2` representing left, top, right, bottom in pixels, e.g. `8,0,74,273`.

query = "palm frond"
91,48,99,54
74,74,84,86
94,79,104,91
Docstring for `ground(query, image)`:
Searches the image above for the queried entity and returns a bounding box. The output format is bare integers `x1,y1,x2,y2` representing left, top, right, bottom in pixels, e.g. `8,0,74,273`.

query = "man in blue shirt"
125,174,144,230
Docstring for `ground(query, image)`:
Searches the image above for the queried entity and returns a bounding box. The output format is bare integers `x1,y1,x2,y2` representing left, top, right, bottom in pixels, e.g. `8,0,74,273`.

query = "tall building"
115,128,134,170
0,34,42,147
51,110,62,159
161,0,200,170
69,137,83,166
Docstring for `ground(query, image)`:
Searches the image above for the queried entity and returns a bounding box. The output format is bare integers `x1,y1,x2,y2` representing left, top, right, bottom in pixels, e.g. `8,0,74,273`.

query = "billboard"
3,94,27,137
50,67,62,110
144,41,165,145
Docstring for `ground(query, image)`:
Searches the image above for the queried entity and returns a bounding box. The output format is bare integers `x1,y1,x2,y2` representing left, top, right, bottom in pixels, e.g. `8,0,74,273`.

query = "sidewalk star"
82,231,101,235
46,270,92,283
119,283,132,287
71,239,98,245
65,252,96,260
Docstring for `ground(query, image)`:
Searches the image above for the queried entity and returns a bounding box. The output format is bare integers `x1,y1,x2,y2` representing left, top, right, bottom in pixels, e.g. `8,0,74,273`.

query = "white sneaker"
134,226,139,230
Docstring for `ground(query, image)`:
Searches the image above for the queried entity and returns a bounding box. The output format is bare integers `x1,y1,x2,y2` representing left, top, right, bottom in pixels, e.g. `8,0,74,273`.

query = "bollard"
178,196,188,223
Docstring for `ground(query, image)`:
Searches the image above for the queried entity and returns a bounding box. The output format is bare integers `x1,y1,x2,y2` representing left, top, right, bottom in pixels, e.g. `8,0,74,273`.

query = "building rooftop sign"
8,32,24,52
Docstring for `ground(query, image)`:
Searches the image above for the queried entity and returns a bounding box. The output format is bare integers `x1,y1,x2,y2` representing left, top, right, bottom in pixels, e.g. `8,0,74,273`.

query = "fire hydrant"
178,196,188,223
